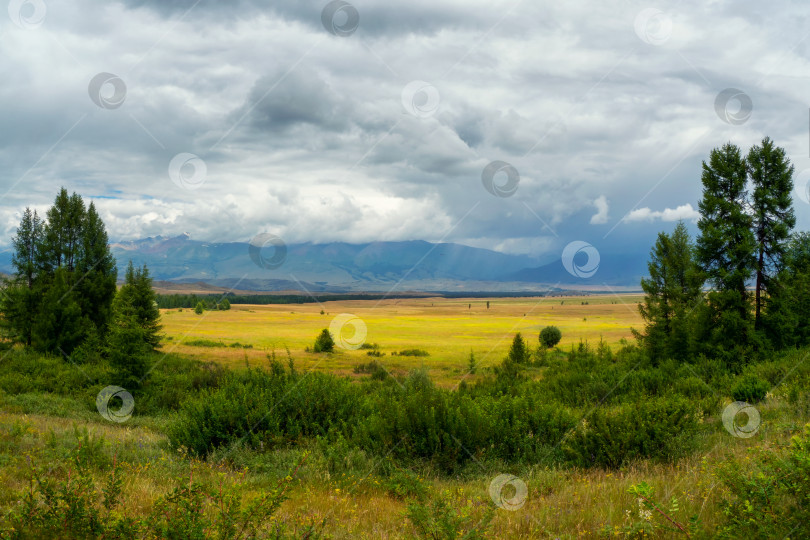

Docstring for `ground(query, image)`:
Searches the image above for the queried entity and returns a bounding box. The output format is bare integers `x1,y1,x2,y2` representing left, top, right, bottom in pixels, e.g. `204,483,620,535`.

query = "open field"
159,295,643,385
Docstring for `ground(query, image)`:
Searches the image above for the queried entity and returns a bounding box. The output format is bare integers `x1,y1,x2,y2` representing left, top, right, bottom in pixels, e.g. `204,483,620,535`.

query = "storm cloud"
0,0,809,262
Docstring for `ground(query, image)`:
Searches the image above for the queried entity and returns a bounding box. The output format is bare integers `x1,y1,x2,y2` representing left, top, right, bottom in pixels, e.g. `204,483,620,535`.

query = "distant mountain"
0,235,648,291
107,235,647,291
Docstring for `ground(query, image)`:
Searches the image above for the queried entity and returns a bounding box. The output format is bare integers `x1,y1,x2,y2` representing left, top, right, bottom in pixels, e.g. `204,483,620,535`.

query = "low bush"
313,329,335,353
540,325,562,348
563,397,701,468
717,423,810,538
393,349,430,357
353,360,389,380
731,374,769,403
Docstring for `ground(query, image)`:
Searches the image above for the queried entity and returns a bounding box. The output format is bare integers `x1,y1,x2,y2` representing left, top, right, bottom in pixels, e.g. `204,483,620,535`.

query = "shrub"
354,360,389,380
194,302,204,315
540,326,562,348
313,329,335,353
563,397,701,468
717,423,810,538
406,490,494,539
731,374,769,403
393,349,429,357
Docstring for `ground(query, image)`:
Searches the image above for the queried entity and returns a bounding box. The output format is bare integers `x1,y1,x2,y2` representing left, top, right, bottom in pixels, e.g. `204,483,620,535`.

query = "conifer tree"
113,261,162,351
506,332,530,364
696,143,756,359
747,137,796,334
31,268,85,355
3,189,118,353
1,208,43,345
636,222,704,361
75,202,117,336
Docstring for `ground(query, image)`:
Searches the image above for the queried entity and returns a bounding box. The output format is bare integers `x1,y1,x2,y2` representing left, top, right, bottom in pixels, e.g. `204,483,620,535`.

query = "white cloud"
590,195,609,224
624,203,700,223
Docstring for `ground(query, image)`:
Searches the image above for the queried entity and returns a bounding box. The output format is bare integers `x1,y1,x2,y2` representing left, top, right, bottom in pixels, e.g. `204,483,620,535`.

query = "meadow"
159,295,642,386
1,295,808,538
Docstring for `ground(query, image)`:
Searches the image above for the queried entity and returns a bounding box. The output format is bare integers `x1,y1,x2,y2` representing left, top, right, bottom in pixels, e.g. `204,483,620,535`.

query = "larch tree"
75,202,118,337
747,137,796,335
1,208,44,345
636,222,704,362
696,143,756,360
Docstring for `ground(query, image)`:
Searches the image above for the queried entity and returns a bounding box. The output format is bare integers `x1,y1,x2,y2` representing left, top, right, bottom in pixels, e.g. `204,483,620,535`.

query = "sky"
1,0,809,263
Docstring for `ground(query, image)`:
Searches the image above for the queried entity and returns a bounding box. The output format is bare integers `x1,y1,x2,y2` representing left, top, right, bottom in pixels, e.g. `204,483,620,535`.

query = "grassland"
0,396,800,538
160,295,642,385
2,295,806,538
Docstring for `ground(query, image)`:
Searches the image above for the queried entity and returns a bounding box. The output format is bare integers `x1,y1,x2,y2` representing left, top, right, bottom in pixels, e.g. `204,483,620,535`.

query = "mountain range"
0,234,648,292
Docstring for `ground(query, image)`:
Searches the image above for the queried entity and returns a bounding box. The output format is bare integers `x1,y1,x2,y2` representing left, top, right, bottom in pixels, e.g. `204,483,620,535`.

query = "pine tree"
747,137,796,335
108,294,151,385
1,208,44,345
31,268,86,355
114,261,162,350
769,232,810,348
313,329,335,353
75,202,117,337
637,222,704,361
506,332,530,364
3,189,118,354
37,188,86,276
696,143,756,360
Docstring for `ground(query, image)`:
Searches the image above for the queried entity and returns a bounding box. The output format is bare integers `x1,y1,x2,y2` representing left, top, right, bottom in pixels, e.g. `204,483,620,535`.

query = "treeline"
636,137,809,367
0,188,160,384
156,292,429,309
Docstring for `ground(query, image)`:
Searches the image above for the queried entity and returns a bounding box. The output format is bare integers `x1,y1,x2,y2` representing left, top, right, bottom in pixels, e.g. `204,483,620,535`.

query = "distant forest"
154,290,592,309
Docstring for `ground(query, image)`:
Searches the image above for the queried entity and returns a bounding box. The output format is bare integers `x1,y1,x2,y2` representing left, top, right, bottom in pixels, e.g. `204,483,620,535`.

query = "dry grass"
0,407,786,538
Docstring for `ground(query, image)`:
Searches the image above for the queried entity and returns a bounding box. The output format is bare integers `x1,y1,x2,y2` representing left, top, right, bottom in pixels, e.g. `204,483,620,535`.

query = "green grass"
159,295,643,386
1,296,809,537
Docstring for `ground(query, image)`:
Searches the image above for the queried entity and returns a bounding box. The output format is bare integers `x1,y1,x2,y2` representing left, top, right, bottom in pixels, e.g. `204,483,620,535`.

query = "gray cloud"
0,0,808,265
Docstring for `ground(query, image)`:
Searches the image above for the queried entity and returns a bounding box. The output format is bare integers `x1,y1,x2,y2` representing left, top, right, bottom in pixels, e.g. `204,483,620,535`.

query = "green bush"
731,374,769,403
540,325,562,348
313,329,335,353
717,423,810,538
353,360,389,380
392,349,429,357
563,397,701,468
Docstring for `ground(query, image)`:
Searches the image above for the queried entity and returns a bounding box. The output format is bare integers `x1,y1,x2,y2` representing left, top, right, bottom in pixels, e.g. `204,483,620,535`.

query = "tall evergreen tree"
696,143,756,359
31,268,85,355
768,232,810,348
1,208,44,345
3,189,118,353
75,202,117,336
747,137,796,333
113,261,162,351
636,222,704,361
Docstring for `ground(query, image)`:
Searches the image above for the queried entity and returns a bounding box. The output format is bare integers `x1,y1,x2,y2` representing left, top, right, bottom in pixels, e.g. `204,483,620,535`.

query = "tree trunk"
755,246,764,330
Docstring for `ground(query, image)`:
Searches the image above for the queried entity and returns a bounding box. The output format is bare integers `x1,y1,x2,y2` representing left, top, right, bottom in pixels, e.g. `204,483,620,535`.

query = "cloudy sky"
1,0,809,261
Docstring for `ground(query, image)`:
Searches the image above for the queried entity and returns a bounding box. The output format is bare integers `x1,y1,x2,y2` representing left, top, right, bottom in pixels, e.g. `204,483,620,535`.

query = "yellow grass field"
159,295,643,385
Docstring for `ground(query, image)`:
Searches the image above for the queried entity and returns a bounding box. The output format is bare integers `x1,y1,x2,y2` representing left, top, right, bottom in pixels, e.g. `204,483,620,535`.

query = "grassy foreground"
0,296,808,538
